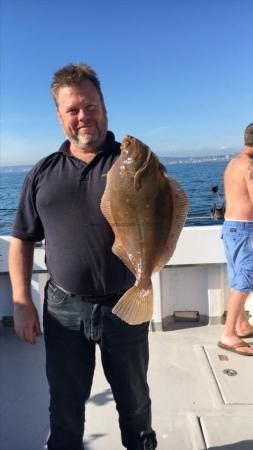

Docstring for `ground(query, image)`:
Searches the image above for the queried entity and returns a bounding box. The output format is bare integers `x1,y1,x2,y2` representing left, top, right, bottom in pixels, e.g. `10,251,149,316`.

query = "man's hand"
9,238,41,344
14,302,42,344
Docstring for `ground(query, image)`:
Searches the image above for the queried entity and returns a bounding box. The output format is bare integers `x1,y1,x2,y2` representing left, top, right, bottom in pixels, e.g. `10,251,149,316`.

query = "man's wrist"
13,296,33,306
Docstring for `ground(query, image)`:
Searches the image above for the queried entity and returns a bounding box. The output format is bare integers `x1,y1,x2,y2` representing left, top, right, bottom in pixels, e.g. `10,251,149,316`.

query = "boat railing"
1,226,253,331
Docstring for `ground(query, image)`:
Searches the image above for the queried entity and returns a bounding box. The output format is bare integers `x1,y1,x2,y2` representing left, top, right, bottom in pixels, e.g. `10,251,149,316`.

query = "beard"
66,114,108,150
69,129,102,149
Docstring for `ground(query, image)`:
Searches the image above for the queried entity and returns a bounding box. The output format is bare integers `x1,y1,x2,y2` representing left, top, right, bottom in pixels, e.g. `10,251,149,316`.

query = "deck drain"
223,369,237,376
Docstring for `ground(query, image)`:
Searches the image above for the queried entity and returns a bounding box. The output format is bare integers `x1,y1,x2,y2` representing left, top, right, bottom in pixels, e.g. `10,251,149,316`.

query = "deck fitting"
173,311,200,322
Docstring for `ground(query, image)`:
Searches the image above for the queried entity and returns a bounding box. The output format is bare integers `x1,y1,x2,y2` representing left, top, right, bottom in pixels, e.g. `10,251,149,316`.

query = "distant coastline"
0,165,33,172
0,153,234,170
160,153,234,165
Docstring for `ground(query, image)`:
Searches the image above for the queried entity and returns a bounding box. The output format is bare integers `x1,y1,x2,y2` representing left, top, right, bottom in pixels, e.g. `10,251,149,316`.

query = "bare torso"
224,146,253,220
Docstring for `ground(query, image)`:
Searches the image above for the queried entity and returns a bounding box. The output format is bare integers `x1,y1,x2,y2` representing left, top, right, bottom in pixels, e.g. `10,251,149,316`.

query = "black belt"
49,279,125,305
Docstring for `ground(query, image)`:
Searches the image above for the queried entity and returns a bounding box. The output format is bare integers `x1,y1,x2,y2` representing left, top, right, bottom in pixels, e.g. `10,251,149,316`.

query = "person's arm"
9,237,42,344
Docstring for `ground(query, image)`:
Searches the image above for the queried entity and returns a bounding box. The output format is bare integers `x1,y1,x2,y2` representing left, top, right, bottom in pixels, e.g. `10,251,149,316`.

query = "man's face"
56,80,108,151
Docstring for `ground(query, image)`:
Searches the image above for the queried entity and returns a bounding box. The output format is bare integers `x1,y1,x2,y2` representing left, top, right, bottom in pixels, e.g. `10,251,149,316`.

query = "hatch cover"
204,345,253,404
200,416,253,449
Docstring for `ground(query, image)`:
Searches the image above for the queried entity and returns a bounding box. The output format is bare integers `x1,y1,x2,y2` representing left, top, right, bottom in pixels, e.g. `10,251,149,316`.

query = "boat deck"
1,323,253,450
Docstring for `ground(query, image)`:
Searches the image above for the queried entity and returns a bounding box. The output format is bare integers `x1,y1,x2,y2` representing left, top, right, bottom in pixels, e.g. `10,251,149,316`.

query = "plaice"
101,135,189,325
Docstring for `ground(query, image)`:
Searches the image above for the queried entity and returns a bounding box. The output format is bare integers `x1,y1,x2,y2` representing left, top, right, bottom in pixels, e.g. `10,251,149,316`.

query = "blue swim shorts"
222,220,253,292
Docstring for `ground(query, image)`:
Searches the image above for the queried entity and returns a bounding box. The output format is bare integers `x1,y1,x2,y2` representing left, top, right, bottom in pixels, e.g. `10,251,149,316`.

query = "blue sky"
1,0,253,165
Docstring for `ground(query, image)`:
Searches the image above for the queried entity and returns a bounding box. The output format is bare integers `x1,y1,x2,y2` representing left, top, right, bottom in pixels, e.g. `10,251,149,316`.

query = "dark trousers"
43,280,155,450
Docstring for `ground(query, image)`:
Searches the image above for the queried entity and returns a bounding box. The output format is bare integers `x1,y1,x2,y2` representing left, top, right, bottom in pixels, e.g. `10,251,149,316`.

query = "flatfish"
101,135,188,325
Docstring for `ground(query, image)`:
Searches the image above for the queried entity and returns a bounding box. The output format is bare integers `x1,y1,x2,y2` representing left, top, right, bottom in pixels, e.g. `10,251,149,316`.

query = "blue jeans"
43,280,155,450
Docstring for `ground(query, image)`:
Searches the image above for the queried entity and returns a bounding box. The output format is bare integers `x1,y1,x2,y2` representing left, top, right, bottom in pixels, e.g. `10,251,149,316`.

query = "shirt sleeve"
12,172,45,241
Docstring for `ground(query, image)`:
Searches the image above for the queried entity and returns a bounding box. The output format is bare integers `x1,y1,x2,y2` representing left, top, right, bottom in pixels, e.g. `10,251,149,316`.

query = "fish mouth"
121,135,151,154
121,135,134,150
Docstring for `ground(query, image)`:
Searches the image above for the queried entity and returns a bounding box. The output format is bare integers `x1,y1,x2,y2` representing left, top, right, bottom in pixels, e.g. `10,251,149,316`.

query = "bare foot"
236,324,253,337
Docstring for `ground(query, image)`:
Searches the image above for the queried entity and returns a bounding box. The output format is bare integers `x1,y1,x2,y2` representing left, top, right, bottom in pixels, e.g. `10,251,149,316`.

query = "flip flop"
237,332,253,339
217,340,253,356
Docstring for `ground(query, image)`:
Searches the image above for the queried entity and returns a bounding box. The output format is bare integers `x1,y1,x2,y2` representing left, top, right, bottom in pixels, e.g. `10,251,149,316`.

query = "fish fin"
101,196,136,274
112,242,136,275
153,177,188,272
100,196,113,224
112,282,153,325
134,149,153,191
165,177,188,261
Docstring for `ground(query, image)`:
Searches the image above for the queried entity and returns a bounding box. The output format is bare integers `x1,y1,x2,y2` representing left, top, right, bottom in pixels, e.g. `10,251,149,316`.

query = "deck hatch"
200,416,253,449
204,345,253,404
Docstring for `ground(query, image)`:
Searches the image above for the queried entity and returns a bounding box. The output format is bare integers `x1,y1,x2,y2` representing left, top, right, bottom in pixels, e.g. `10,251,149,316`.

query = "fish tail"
112,283,153,325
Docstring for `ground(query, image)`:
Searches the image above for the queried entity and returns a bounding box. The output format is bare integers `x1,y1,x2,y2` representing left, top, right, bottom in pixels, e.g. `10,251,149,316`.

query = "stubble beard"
68,114,108,151
70,130,101,150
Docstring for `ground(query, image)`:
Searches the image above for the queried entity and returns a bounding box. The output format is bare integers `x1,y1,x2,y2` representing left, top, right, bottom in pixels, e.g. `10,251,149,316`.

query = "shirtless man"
218,123,253,355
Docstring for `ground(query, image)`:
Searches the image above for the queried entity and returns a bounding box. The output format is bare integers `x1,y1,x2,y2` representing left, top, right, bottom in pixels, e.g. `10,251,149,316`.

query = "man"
218,123,253,356
9,63,157,450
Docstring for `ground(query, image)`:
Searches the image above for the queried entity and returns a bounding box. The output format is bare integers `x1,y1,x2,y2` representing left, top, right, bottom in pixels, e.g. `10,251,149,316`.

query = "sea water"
0,159,228,236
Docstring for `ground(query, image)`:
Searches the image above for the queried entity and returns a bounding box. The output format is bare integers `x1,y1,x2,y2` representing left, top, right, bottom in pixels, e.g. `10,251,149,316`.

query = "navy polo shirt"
12,131,135,295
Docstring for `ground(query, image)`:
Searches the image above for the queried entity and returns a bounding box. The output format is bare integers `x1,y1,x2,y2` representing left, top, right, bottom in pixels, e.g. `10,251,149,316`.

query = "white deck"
1,324,253,450
1,227,253,449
